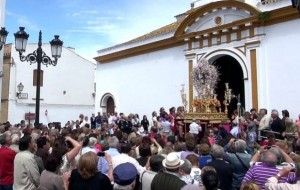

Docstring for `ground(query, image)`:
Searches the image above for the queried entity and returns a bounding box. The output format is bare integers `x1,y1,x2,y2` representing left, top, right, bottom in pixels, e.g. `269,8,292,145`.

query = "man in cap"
113,162,137,190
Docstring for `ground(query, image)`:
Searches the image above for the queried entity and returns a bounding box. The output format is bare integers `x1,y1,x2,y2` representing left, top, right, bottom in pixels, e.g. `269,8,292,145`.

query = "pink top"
223,124,231,133
208,137,216,146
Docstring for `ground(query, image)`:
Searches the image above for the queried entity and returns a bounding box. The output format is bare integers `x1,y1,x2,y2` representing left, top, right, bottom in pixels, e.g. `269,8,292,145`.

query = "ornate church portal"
213,55,245,114
100,93,115,114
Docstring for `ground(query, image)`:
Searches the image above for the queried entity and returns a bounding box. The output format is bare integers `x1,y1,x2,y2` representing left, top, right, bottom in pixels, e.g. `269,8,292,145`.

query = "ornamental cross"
200,73,207,85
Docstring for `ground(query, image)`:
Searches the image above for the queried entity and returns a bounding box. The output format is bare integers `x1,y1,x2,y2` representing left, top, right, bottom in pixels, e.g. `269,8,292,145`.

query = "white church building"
95,0,300,119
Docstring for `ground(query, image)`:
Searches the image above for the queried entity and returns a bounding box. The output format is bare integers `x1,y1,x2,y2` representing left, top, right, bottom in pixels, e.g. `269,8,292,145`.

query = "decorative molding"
100,93,115,107
245,40,261,49
95,4,299,64
4,44,12,59
174,1,260,37
204,49,249,80
234,45,246,55
184,112,228,123
250,49,258,109
262,6,299,26
188,33,264,51
196,53,206,61
95,37,184,63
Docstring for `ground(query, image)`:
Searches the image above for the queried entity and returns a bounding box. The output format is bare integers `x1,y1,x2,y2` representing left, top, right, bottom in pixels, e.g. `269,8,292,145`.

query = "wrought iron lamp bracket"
19,50,57,66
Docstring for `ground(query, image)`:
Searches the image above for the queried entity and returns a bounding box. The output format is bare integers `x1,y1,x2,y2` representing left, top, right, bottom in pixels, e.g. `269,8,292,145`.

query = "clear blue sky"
5,0,191,62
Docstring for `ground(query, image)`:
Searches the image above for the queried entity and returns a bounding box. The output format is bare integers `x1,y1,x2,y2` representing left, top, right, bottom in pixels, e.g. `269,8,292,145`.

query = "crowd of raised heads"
1,107,300,190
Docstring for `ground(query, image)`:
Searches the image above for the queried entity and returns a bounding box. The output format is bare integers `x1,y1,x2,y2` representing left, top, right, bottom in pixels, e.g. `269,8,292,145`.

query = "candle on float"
225,83,229,89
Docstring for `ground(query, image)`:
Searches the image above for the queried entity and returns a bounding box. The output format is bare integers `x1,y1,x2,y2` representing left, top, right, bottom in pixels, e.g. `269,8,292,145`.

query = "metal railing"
258,129,296,142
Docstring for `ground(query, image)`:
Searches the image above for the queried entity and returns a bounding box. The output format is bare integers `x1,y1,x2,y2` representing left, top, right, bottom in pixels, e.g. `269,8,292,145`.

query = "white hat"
162,152,184,169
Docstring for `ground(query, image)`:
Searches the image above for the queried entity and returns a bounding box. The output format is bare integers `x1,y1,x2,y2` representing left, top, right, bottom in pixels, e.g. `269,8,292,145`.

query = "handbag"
138,171,146,190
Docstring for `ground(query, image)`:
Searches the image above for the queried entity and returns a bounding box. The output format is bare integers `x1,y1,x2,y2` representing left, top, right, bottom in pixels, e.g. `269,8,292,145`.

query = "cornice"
95,3,299,64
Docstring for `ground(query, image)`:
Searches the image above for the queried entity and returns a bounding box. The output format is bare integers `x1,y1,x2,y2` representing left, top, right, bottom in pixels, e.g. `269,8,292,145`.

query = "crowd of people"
0,106,300,190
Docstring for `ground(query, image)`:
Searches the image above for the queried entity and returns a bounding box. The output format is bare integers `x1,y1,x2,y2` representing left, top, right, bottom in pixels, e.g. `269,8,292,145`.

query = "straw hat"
162,152,184,169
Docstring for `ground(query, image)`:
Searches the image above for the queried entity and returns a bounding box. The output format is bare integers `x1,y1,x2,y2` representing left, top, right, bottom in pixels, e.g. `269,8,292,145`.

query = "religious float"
180,58,240,133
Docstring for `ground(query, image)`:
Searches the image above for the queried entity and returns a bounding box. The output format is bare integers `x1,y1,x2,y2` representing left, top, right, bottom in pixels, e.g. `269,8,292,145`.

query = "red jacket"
0,146,16,185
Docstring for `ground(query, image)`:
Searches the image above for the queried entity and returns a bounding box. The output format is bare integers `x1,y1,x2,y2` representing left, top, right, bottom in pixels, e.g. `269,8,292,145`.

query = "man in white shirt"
258,108,271,141
259,109,271,131
230,125,239,138
189,119,201,143
161,117,172,137
105,136,120,157
140,155,164,190
112,143,145,175
108,113,114,125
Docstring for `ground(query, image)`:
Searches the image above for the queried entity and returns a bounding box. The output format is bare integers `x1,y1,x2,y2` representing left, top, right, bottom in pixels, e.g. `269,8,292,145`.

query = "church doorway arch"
107,97,115,114
211,55,245,117
100,93,115,114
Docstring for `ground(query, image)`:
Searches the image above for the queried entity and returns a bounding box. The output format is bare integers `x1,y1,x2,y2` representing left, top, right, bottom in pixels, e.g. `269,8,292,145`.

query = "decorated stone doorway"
100,93,116,114
212,55,245,117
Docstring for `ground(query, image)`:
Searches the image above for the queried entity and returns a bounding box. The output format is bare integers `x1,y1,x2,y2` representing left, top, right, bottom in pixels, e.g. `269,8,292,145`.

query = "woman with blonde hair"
66,152,112,190
240,182,260,190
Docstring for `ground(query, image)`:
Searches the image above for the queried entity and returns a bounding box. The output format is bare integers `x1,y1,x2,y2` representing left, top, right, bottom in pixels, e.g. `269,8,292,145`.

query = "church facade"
95,0,300,119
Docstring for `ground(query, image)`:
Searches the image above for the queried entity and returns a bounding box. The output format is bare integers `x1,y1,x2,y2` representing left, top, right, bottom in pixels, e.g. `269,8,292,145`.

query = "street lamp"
16,82,24,98
0,27,8,50
14,27,63,128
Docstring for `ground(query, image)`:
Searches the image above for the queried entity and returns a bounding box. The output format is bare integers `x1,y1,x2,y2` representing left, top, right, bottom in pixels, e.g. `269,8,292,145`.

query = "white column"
0,0,6,115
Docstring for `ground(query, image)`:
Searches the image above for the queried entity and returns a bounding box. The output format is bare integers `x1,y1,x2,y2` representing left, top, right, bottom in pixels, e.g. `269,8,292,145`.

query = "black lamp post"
14,27,63,128
0,27,8,50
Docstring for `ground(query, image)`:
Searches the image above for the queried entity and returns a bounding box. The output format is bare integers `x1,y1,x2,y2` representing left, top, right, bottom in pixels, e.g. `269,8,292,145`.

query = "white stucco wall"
260,19,300,119
96,45,188,120
7,44,95,124
0,0,6,113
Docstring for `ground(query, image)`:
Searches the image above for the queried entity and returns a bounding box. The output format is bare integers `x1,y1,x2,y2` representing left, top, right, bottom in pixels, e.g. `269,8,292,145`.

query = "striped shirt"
242,163,296,190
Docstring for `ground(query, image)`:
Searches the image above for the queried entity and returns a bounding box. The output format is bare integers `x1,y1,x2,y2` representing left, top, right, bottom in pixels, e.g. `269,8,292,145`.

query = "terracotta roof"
98,20,183,53
127,21,182,43
98,7,198,53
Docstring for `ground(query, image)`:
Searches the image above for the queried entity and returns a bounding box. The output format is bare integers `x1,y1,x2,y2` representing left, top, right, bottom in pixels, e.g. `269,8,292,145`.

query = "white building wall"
7,44,95,124
0,0,5,113
261,19,300,119
96,45,188,120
